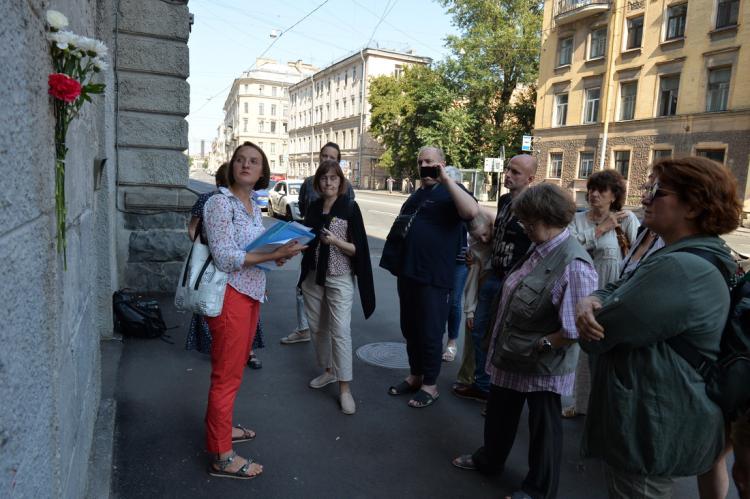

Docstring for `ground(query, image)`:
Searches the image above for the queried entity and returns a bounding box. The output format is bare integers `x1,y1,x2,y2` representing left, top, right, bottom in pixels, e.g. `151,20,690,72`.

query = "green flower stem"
53,99,69,268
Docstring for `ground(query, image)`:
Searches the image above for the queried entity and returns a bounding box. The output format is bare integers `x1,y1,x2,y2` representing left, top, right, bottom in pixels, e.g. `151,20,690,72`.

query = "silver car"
268,180,303,221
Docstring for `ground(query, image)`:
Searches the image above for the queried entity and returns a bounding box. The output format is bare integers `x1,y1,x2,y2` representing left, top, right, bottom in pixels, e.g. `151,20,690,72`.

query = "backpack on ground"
113,290,167,339
667,248,750,421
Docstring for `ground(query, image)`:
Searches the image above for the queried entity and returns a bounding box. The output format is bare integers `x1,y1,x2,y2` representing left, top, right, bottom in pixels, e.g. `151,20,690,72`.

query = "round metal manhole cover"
356,342,409,369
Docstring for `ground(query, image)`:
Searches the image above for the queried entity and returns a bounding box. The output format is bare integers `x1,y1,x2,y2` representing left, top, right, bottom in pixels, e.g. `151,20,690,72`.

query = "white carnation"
46,10,69,30
92,57,109,71
47,30,77,50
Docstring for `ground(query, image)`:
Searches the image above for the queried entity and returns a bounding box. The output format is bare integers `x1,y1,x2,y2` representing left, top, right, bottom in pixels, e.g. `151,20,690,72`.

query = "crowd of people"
187,139,749,498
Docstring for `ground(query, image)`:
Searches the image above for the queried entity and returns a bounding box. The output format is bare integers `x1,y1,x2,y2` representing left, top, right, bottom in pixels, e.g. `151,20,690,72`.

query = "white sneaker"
340,392,356,415
309,372,337,389
280,329,311,344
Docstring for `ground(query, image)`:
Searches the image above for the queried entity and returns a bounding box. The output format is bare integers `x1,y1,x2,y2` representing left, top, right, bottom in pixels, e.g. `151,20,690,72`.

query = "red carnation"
48,73,81,103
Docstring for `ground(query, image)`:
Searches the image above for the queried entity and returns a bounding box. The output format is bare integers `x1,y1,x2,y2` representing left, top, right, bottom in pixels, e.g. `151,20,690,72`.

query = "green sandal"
208,451,262,480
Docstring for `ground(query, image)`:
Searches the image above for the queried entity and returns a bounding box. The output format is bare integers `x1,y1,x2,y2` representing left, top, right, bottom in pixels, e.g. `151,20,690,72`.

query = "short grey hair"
417,145,445,162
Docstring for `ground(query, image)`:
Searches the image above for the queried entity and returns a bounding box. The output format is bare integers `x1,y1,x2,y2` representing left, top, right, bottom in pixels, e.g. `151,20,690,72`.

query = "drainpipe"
599,0,621,170
309,72,315,176
357,49,366,188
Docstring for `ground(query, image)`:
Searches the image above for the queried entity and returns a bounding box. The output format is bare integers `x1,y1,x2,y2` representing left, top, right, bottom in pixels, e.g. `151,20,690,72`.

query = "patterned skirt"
185,314,265,354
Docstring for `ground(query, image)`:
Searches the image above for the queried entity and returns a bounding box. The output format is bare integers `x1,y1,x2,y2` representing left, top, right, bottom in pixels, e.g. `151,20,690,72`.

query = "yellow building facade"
534,0,750,210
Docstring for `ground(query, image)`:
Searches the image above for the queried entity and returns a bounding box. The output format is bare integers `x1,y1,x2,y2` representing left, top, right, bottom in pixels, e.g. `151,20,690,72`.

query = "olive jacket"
580,235,735,476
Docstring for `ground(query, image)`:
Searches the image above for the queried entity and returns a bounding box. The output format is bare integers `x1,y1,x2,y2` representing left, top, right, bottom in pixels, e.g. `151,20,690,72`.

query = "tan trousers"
301,272,355,382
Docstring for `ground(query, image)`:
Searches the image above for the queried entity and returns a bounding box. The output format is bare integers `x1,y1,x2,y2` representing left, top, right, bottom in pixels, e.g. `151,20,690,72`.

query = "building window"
554,93,568,127
270,143,276,154
658,75,680,116
579,152,595,179
283,106,289,118
626,15,644,49
243,118,248,132
707,67,731,112
335,101,340,118
244,102,248,114
619,82,637,121
666,3,687,40
548,153,563,178
258,103,264,115
697,148,726,164
258,120,264,133
272,86,278,97
614,150,630,178
243,84,247,93
589,27,607,59
394,64,404,78
652,148,672,161
270,121,276,134
271,104,277,116
259,84,264,95
716,0,740,28
583,87,600,124
558,36,573,66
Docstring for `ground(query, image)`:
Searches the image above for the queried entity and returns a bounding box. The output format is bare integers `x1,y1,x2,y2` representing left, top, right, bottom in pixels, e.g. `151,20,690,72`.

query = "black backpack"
667,248,750,421
113,290,167,339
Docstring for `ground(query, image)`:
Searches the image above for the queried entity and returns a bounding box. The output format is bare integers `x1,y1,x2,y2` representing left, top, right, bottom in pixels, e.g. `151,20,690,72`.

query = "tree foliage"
368,0,542,175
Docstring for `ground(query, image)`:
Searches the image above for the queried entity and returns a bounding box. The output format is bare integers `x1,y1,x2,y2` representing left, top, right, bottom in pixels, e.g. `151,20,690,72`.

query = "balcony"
554,0,610,25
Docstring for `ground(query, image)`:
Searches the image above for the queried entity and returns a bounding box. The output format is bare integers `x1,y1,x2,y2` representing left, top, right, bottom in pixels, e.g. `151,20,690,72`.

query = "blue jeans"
446,262,469,341
472,273,503,393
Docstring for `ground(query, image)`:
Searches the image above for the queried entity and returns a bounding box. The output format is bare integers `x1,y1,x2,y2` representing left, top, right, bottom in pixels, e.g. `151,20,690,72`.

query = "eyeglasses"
641,182,677,202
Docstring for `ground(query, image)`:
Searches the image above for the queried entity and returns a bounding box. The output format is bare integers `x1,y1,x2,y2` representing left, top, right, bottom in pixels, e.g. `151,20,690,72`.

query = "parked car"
253,180,276,212
268,180,303,221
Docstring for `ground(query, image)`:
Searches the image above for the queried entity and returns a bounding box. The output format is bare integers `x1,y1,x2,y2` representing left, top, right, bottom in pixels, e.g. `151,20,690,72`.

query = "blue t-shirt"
380,183,470,288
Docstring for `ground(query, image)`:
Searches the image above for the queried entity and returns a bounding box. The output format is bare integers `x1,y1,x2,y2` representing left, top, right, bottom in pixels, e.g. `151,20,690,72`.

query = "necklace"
588,210,609,226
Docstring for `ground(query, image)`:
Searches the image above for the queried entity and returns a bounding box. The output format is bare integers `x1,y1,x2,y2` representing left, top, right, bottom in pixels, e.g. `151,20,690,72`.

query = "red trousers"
204,286,259,453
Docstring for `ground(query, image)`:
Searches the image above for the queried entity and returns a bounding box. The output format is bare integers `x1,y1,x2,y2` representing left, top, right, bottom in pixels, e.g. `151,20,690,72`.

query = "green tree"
440,0,542,159
369,64,475,178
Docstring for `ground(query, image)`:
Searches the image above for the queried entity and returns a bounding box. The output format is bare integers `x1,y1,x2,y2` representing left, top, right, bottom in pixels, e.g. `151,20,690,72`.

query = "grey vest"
491,235,592,376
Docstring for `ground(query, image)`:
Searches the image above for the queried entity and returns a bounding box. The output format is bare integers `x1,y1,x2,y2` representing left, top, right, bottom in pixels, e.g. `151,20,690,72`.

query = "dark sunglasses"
641,183,677,202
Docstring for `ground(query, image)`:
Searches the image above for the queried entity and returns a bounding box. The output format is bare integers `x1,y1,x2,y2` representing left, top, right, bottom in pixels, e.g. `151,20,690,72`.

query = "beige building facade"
220,58,317,175
287,48,431,187
534,0,750,210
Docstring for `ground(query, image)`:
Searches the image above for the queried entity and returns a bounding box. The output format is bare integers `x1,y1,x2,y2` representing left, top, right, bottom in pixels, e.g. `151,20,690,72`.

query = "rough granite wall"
116,0,193,292
0,0,117,496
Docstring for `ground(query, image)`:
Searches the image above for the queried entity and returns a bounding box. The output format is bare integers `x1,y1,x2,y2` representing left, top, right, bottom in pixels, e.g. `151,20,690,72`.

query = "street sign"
484,158,494,172
522,135,532,152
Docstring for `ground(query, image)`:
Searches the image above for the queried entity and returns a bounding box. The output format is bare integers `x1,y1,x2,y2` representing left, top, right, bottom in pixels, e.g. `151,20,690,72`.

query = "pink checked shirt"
486,229,598,395
203,187,267,302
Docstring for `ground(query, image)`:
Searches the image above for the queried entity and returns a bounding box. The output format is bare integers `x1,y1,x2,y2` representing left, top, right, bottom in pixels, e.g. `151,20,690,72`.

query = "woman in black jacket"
299,160,375,415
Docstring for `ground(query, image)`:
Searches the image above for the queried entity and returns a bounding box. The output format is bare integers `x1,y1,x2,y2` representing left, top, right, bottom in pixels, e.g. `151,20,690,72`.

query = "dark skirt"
185,314,265,354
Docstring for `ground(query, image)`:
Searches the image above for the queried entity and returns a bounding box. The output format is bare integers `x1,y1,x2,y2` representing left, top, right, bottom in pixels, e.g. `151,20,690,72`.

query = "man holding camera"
380,146,479,408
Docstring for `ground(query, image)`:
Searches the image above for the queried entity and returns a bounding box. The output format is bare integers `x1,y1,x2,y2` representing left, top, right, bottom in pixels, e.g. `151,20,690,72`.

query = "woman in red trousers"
202,141,304,479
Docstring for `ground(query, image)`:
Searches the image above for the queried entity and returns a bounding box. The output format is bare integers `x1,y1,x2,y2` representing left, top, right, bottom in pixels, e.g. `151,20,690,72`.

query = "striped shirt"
486,229,598,395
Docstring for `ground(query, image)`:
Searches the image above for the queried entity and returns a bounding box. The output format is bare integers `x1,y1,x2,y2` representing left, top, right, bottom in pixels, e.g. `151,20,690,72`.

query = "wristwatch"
539,337,553,353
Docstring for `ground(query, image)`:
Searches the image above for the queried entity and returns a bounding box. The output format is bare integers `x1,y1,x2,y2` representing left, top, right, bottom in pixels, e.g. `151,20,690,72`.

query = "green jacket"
580,235,734,476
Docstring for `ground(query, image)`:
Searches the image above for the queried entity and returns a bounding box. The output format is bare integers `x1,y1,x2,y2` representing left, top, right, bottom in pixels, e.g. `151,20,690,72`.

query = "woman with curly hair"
565,169,639,418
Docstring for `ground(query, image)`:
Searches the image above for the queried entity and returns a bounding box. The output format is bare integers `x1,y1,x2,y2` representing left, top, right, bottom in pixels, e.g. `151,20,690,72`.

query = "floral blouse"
314,216,352,276
203,186,266,302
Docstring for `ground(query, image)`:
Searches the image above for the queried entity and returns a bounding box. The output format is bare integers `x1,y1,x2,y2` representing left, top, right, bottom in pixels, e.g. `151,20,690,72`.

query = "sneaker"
309,372,337,389
340,392,356,415
280,329,311,344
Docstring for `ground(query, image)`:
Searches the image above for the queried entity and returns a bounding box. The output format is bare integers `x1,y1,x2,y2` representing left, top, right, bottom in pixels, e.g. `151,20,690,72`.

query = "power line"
191,0,330,116
366,0,398,49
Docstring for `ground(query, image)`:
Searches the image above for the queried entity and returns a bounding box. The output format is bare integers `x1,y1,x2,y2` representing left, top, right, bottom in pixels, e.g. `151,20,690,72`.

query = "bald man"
453,154,537,403
381,146,479,408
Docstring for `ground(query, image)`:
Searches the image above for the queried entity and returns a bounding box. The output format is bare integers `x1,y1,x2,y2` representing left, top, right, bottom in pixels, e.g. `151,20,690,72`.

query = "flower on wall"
46,10,107,267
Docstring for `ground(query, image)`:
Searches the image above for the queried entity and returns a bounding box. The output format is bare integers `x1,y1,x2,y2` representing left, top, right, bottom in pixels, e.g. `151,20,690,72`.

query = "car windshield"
288,184,301,195
267,180,277,190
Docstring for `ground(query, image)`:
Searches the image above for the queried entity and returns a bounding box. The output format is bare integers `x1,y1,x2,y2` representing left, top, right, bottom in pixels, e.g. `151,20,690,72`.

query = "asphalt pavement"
109,179,739,498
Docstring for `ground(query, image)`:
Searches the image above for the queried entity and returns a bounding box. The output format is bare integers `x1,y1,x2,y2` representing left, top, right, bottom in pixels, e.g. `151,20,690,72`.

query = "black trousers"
396,276,450,385
472,385,563,499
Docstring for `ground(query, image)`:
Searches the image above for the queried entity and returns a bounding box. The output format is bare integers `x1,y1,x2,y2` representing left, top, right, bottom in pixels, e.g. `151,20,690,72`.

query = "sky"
186,0,459,154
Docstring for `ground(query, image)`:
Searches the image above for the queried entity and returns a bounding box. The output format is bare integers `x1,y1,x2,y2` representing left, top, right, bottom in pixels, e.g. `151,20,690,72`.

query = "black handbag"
386,200,427,243
113,290,168,339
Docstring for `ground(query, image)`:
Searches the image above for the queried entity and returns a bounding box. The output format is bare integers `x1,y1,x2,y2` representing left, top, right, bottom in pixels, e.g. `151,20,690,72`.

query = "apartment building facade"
534,0,749,209
221,58,317,175
287,48,431,187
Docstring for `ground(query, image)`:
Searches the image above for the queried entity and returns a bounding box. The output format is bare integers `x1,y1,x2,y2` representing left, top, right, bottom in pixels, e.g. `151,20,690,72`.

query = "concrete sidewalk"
107,230,722,498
